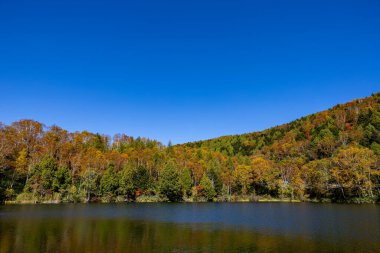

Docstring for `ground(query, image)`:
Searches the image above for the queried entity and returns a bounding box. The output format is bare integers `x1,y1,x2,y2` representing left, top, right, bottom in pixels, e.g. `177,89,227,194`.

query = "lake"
0,203,379,253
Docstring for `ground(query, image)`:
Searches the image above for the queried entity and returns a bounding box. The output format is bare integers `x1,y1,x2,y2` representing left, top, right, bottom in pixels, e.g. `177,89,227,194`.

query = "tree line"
0,92,379,203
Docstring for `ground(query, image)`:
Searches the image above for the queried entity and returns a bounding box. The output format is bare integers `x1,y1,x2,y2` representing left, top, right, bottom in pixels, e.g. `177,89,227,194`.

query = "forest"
0,92,379,204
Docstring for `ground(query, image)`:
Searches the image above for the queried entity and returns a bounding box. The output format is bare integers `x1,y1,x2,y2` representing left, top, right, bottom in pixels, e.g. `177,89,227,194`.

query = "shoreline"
4,198,377,205
4,199,301,205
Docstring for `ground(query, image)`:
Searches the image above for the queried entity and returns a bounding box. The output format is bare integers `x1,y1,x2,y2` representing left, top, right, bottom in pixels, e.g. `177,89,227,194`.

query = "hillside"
185,92,380,158
0,92,379,204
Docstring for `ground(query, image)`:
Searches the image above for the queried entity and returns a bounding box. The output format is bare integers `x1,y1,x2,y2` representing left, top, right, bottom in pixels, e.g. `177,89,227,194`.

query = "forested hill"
184,92,380,159
0,92,379,204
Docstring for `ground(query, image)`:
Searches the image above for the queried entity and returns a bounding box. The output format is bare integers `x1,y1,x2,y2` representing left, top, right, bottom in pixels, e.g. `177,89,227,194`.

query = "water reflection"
0,203,379,253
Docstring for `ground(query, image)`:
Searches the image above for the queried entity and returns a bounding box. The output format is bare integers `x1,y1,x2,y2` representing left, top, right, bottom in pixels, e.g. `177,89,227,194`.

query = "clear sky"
0,0,379,144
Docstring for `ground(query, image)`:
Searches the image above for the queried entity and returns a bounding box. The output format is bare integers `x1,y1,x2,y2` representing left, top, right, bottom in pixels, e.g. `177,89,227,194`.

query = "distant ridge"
183,92,380,158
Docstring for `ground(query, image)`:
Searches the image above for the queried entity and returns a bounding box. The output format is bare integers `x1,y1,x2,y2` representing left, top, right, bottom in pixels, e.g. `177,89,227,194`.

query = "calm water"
0,203,379,253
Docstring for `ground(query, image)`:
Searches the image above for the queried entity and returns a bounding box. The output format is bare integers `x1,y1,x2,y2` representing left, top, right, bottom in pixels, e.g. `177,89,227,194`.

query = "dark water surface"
0,203,379,253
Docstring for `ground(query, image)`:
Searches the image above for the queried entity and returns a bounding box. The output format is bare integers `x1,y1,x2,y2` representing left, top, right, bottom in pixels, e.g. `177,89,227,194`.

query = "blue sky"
0,0,379,144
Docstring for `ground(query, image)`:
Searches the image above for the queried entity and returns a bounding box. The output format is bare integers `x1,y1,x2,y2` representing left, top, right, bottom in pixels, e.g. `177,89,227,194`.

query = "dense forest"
1,92,379,204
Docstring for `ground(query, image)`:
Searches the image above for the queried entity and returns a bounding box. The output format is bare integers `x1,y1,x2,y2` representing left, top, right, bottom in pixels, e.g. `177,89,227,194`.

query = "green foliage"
199,174,216,201
39,156,58,190
81,169,100,202
180,168,193,197
370,142,380,155
134,165,152,191
370,110,380,129
118,165,137,201
100,165,119,198
208,163,223,195
159,162,183,202
52,166,71,192
117,163,153,201
88,133,108,151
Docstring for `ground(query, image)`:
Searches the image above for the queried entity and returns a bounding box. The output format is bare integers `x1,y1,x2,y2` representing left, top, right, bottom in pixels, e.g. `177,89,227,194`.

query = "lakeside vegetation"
1,93,379,204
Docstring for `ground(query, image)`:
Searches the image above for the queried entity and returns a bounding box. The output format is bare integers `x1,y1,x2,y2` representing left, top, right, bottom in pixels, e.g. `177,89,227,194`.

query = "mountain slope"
184,92,380,159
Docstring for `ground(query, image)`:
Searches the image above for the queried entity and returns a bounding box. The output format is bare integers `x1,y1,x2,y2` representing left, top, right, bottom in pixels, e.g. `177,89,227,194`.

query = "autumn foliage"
0,92,379,203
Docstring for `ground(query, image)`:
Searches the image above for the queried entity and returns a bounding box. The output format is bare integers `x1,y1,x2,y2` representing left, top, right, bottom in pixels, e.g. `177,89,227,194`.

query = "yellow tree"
42,125,69,162
251,156,278,194
15,148,28,178
302,159,331,199
11,120,44,161
233,164,253,195
331,145,377,199
278,157,305,199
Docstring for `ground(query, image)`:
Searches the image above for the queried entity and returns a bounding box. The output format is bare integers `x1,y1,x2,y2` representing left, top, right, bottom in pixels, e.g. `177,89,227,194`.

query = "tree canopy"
0,92,379,203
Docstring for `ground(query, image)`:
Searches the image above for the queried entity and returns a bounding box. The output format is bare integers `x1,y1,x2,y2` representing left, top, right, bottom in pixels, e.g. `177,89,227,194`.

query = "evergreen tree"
100,165,119,198
159,162,183,202
199,174,216,201
180,168,193,197
52,166,71,192
119,164,137,201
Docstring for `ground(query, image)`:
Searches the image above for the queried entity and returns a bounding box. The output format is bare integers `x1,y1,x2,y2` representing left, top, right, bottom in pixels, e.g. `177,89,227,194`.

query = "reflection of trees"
0,216,377,253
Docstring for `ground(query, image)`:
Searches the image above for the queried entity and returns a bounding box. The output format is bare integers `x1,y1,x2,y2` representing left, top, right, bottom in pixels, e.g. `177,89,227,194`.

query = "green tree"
134,165,151,192
118,163,152,200
180,167,192,197
159,162,183,202
100,165,119,199
24,156,72,198
52,166,71,192
370,142,380,155
208,162,223,195
370,110,380,129
118,165,137,201
199,173,216,201
81,169,99,202
40,156,58,190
